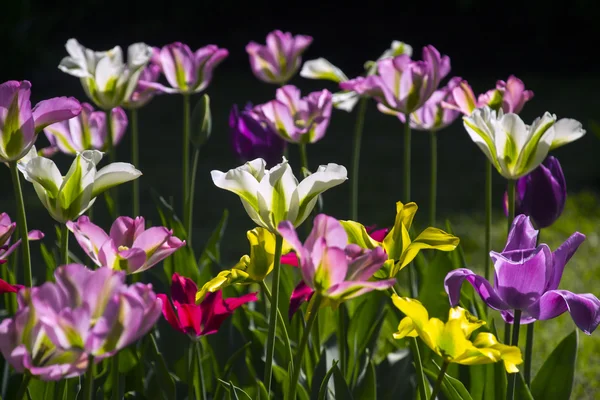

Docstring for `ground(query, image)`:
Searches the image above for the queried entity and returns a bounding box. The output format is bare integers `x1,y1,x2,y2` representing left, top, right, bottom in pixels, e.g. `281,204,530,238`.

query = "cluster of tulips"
0,28,597,400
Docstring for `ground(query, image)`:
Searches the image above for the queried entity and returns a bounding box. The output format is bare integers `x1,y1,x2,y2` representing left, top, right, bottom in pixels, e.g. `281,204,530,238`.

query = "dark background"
1,1,600,271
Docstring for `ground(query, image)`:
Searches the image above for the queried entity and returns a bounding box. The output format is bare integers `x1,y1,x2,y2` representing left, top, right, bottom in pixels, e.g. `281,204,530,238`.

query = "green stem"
131,108,140,217
429,131,437,227
524,323,534,385
186,147,201,247
403,114,411,203
263,234,284,394
350,97,368,221
111,352,120,399
105,109,119,216
15,372,31,400
288,295,322,400
504,321,511,345
9,161,31,287
506,309,522,400
410,337,430,400
182,94,191,221
83,355,95,400
430,361,449,400
484,161,492,281
507,180,516,233
299,143,309,174
195,341,207,400
338,304,348,378
188,343,194,400
60,224,69,265
260,281,294,372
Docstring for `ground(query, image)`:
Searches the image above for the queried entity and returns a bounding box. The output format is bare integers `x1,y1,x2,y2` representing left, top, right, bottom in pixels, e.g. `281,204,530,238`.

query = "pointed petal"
66,216,109,266
550,118,586,150
32,97,82,133
170,273,197,305
288,281,314,319
444,268,509,310
91,162,141,198
546,232,585,291
529,290,600,334
503,214,538,252
327,278,396,302
299,58,348,82
397,227,459,271
391,295,430,331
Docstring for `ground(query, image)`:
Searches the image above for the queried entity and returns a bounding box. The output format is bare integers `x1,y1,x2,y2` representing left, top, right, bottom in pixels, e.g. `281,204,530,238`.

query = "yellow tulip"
391,295,522,373
341,201,459,277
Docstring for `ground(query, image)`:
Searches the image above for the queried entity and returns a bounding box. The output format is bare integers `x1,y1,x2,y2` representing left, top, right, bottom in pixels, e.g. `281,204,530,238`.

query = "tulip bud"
190,94,212,148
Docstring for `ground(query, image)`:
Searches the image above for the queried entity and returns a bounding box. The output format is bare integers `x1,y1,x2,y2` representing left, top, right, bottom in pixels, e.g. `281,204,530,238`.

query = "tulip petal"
288,281,314,319
340,220,381,249
326,278,396,302
300,58,348,83
158,293,183,333
295,163,347,226
444,268,509,311
32,97,82,133
528,290,600,335
0,279,19,294
547,232,585,291
91,162,141,199
503,214,538,252
66,216,109,266
470,332,523,373
393,316,419,339
170,273,197,305
199,290,257,336
20,156,63,198
396,227,459,272
550,118,586,150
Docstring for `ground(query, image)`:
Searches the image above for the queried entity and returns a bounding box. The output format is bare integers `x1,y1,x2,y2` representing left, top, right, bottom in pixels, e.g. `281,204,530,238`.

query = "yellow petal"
448,307,486,337
473,332,523,373
397,201,418,229
383,202,417,261
246,227,288,281
393,317,419,339
340,220,381,249
437,318,472,360
421,318,445,356
391,295,429,331
195,268,251,303
396,227,460,271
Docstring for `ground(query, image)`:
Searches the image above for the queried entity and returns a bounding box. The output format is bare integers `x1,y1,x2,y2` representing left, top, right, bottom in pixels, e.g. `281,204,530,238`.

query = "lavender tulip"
445,215,600,334
43,103,128,156
254,85,333,144
124,47,163,109
246,30,313,84
67,216,185,274
0,264,161,380
340,45,450,115
0,80,81,162
0,212,44,262
503,156,566,229
229,104,286,167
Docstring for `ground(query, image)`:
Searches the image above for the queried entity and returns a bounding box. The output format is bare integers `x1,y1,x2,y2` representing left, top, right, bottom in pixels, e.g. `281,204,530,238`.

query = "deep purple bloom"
229,104,286,167
503,156,567,228
445,215,600,334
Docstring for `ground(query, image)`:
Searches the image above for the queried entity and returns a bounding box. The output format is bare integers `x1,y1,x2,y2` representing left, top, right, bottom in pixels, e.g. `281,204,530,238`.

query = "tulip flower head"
392,296,523,372
340,45,450,115
0,80,81,162
159,273,257,339
0,278,20,293
254,85,333,144
229,104,286,167
503,156,566,228
124,48,163,109
211,157,347,232
463,106,585,179
279,214,396,316
43,103,128,156
18,148,141,223
59,39,153,110
341,201,459,277
149,42,229,95
445,215,600,334
67,216,185,274
246,30,312,85
0,212,44,262
0,264,161,380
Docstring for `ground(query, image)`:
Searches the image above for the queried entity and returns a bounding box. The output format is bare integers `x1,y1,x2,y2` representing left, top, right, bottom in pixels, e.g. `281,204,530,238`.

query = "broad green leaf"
332,364,353,400
531,330,578,400
353,359,376,399
317,360,339,400
424,365,473,400
148,334,176,400
311,349,328,399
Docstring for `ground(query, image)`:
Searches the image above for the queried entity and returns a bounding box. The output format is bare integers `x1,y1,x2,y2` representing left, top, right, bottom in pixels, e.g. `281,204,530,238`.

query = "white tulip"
211,157,347,232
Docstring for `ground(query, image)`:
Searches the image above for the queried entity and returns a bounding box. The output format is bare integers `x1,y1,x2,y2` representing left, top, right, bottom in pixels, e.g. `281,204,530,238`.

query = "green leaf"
147,334,176,400
39,242,56,282
190,94,212,148
424,365,473,400
256,380,269,400
197,209,229,278
311,349,329,399
515,371,534,400
332,364,353,400
353,358,376,399
531,330,578,400
417,251,453,320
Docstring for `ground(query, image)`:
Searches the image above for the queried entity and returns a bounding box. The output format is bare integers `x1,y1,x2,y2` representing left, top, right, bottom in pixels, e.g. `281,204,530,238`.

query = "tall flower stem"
131,108,140,217
429,131,437,226
186,147,201,247
105,109,119,216
288,295,322,400
263,234,284,394
524,323,534,385
9,161,31,287
112,353,120,399
350,97,368,221
430,360,449,400
182,94,191,222
403,114,411,202
83,355,95,400
260,281,294,371
187,342,194,400
15,372,31,400
410,337,429,400
484,161,493,281
60,224,69,265
195,341,207,400
299,143,309,173
338,305,348,378
504,179,516,344
506,309,522,400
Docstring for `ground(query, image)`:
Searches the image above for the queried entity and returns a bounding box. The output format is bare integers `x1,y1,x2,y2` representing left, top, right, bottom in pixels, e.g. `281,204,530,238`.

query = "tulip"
253,85,333,144
159,273,257,338
340,45,450,115
463,106,586,179
0,264,161,380
58,39,153,110
0,278,20,293
392,296,523,372
0,80,81,162
246,30,312,85
445,215,600,334
340,201,459,277
18,148,141,223
43,103,128,156
211,157,347,232
502,156,566,228
494,75,534,114
67,215,185,274
0,212,44,262
229,104,286,167
124,53,163,109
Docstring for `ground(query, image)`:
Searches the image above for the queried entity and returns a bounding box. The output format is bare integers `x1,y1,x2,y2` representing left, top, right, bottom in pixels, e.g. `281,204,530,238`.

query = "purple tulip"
254,85,333,144
246,30,313,84
445,215,600,334
0,264,161,380
43,103,128,156
503,156,567,229
67,215,185,274
278,214,395,318
399,77,462,131
0,212,44,262
125,47,163,108
229,104,286,167
0,80,81,162
340,45,450,115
